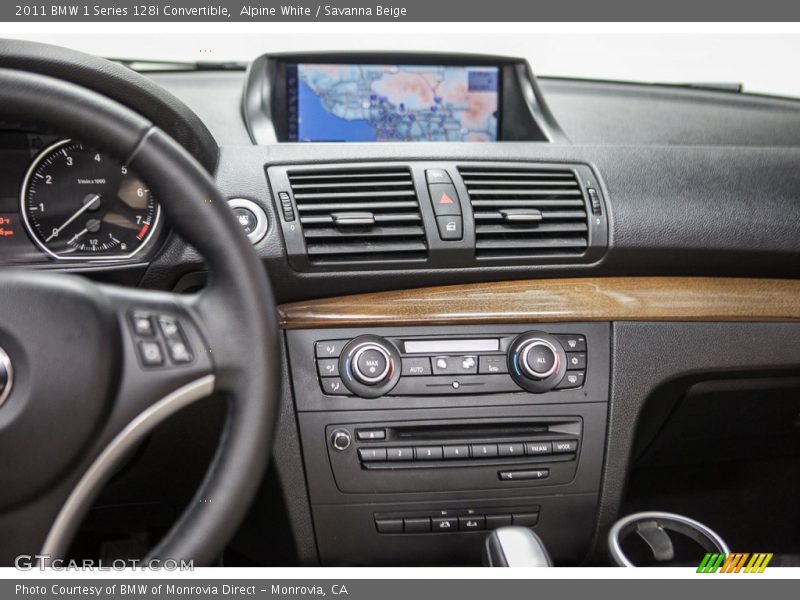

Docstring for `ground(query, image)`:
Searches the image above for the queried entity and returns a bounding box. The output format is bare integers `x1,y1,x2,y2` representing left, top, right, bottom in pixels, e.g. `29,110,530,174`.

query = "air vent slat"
297,201,420,212
463,179,578,187
303,226,426,239
460,166,590,259
293,190,416,200
307,241,427,255
288,167,427,264
476,223,588,234
474,210,586,221
468,189,582,197
459,171,571,179
471,199,585,208
291,180,412,190
476,238,589,250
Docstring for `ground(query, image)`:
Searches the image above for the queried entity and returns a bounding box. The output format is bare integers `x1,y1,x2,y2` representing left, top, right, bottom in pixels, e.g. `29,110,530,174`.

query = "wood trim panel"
278,277,800,329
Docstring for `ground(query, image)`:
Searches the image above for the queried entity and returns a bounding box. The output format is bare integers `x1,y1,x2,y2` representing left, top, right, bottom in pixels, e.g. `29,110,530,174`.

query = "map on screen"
287,64,499,142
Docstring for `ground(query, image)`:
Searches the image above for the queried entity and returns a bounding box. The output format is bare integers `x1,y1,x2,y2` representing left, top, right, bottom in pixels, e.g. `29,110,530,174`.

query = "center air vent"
287,167,427,264
459,166,590,259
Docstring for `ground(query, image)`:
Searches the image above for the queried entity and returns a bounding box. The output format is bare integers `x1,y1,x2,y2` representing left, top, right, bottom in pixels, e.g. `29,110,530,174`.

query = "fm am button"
428,183,462,216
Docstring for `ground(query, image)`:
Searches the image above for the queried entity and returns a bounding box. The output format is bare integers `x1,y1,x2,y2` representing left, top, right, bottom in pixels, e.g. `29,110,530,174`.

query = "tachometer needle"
46,194,101,242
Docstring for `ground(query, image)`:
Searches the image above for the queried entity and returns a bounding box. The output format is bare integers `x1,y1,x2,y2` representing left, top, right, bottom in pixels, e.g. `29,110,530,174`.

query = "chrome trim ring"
608,511,730,567
20,138,162,262
0,346,13,409
519,339,559,379
39,374,215,564
227,198,269,244
351,343,392,384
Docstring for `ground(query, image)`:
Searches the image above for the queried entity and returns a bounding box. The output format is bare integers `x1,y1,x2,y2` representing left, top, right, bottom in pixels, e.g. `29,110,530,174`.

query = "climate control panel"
315,330,587,398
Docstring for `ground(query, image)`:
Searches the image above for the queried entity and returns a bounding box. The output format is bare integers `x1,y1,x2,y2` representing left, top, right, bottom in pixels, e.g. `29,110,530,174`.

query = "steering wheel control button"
356,429,386,441
521,341,558,379
320,377,348,396
552,439,579,453
138,341,164,367
436,215,463,241
166,338,193,364
567,352,587,370
500,470,549,482
330,429,352,451
555,334,587,352
227,198,268,244
131,313,155,337
316,340,345,358
556,370,585,390
157,315,180,338
0,346,13,409
156,316,194,365
358,447,387,462
353,345,391,384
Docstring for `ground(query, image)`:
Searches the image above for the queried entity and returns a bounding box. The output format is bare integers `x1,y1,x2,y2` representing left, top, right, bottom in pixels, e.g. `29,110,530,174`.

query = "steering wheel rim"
0,68,280,565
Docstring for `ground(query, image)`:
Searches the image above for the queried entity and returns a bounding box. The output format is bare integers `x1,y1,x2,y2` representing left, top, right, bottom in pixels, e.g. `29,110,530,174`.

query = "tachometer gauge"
21,139,161,261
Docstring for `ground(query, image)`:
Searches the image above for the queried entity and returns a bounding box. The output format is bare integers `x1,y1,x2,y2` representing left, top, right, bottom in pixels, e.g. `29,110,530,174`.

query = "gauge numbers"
21,139,161,260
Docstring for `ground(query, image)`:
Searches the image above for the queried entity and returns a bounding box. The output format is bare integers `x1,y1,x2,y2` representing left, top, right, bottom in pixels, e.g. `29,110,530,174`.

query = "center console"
287,322,609,565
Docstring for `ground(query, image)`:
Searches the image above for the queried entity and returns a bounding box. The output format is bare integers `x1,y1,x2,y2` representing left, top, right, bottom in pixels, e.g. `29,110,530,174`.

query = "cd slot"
387,420,579,443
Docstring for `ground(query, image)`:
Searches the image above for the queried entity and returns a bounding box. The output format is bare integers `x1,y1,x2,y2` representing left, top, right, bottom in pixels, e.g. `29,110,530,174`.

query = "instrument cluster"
0,130,163,266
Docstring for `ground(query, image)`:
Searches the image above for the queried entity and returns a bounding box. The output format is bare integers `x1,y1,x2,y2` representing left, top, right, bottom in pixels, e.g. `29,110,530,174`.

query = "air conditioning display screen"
287,63,500,143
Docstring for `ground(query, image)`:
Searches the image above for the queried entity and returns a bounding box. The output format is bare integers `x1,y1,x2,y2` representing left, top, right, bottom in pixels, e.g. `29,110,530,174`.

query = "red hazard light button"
428,183,462,217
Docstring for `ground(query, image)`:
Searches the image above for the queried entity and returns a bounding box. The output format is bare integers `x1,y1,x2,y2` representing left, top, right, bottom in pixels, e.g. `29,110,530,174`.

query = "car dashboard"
1,45,799,567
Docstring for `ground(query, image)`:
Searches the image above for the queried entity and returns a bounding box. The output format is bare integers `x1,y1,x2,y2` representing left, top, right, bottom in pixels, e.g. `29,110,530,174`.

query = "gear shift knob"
483,527,553,567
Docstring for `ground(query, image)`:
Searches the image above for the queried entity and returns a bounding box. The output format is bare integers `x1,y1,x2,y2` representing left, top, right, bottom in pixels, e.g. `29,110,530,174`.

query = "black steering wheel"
0,69,280,566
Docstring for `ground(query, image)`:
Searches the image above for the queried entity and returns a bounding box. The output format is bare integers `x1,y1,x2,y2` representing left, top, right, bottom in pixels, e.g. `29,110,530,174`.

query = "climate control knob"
339,335,401,398
352,344,391,384
519,339,560,380
507,331,568,393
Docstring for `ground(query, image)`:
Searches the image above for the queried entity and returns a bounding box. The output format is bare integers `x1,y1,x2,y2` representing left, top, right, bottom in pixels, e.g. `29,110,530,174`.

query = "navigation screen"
287,64,500,142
